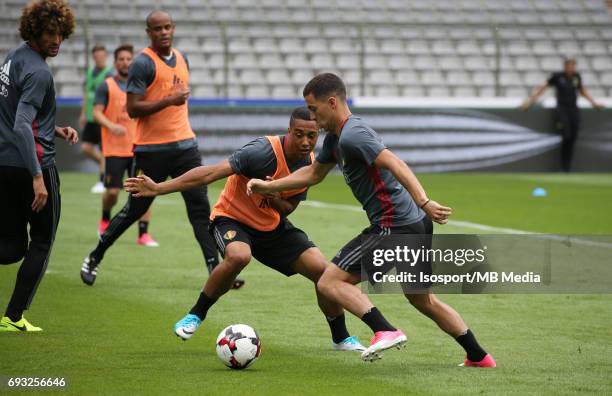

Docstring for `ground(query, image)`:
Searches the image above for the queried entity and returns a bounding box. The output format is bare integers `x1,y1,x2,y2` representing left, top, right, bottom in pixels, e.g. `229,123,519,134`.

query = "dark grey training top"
126,48,195,153
229,135,310,201
0,42,57,175
317,115,424,227
548,72,582,108
94,76,127,109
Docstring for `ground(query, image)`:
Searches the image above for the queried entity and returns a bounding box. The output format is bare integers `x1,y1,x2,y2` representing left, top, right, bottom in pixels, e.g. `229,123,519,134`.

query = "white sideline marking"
302,200,612,249
302,200,525,233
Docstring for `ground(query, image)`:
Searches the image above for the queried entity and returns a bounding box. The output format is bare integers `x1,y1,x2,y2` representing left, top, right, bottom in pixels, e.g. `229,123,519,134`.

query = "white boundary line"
302,200,612,249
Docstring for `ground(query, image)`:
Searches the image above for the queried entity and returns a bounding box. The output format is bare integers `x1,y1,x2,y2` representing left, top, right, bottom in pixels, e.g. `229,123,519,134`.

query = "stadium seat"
7,0,609,99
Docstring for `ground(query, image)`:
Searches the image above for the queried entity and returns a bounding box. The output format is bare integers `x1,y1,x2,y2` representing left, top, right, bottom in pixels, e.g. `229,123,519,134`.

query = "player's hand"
124,175,159,197
594,102,605,111
259,176,281,199
246,178,271,196
520,100,531,111
169,84,190,106
110,124,128,136
32,174,48,212
262,191,281,199
422,200,452,225
55,126,79,144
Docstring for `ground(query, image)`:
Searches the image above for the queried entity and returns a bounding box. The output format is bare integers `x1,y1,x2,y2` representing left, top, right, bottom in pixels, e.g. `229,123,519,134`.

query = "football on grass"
216,324,261,370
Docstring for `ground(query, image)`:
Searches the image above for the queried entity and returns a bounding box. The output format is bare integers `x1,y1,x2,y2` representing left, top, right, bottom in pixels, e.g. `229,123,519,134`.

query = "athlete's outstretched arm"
521,83,548,110
125,160,234,197
247,160,335,196
374,149,452,224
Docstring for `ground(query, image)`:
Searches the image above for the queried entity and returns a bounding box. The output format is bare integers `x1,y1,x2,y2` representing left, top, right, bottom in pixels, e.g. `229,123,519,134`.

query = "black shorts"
210,216,316,277
81,121,101,145
104,156,134,189
332,216,434,288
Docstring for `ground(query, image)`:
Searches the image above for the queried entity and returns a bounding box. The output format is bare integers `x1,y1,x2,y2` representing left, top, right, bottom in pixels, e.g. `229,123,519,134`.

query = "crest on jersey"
224,230,237,240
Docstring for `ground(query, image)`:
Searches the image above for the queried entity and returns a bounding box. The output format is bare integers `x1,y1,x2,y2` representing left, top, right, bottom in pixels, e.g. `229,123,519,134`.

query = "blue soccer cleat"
174,314,202,341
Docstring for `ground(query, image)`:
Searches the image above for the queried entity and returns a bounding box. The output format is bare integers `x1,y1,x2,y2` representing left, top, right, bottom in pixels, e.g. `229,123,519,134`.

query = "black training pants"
91,147,219,270
0,165,61,319
554,106,580,172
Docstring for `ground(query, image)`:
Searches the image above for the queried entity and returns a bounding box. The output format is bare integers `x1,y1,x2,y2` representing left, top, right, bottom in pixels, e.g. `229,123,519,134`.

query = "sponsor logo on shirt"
0,59,10,97
0,60,11,86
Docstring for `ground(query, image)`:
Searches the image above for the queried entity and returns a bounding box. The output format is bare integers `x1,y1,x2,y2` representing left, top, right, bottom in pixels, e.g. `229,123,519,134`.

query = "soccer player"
0,0,77,332
92,44,158,246
522,58,605,172
124,108,371,352
80,45,113,193
79,10,220,286
248,73,496,367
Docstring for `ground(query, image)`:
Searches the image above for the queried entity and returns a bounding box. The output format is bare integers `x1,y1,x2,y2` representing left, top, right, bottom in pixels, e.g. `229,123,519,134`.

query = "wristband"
420,199,431,209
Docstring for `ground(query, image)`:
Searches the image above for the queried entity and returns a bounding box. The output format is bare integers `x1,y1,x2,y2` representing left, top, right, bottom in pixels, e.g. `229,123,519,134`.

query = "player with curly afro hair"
19,0,75,58
0,0,78,332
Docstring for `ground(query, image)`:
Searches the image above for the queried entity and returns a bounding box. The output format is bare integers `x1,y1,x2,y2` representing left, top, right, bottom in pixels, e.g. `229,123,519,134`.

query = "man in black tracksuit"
522,58,604,172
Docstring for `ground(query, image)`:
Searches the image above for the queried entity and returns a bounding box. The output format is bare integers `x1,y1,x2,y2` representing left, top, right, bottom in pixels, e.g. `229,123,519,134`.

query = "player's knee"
405,293,436,311
107,189,120,200
224,251,251,271
0,241,27,264
316,271,335,297
0,250,26,264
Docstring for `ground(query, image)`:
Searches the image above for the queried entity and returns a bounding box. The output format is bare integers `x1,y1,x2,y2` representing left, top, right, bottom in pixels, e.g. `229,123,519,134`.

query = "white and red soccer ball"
215,324,261,370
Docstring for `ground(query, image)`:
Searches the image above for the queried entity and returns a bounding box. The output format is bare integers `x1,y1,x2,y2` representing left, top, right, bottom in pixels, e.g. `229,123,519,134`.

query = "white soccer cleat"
332,336,366,352
91,181,105,194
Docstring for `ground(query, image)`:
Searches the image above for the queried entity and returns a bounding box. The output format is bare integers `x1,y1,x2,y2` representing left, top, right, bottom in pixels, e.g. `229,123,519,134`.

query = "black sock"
5,309,22,323
99,173,104,183
361,307,396,333
189,292,217,320
455,329,487,362
326,314,350,343
138,221,148,237
102,210,111,222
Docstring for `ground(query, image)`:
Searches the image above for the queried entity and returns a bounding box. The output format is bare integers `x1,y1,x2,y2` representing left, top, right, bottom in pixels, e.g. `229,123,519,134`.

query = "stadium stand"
0,0,611,98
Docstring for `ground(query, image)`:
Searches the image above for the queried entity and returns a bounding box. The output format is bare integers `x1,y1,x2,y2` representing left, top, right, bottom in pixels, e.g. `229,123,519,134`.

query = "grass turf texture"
1,172,611,395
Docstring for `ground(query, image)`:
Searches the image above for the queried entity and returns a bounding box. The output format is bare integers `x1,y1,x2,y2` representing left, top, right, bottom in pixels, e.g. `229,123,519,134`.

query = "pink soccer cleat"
360,330,407,362
137,233,159,247
98,219,110,236
461,354,497,368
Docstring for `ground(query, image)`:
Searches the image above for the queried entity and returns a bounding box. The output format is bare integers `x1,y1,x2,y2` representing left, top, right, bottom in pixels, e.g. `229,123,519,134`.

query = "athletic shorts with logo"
210,216,315,276
332,215,434,290
104,156,133,189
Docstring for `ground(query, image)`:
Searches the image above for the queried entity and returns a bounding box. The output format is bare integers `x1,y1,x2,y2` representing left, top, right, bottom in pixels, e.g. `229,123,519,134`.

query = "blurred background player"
80,45,112,193
80,10,221,287
92,44,158,246
125,107,369,352
248,74,495,366
0,0,77,332
522,58,605,172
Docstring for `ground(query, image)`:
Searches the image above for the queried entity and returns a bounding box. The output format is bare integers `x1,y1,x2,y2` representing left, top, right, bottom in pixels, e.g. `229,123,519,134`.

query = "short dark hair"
303,73,347,101
290,107,314,126
114,44,133,60
91,44,106,54
564,58,576,66
19,0,76,41
146,10,173,28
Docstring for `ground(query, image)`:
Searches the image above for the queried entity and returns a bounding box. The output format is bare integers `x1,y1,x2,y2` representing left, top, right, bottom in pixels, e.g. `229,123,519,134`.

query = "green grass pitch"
1,172,611,395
